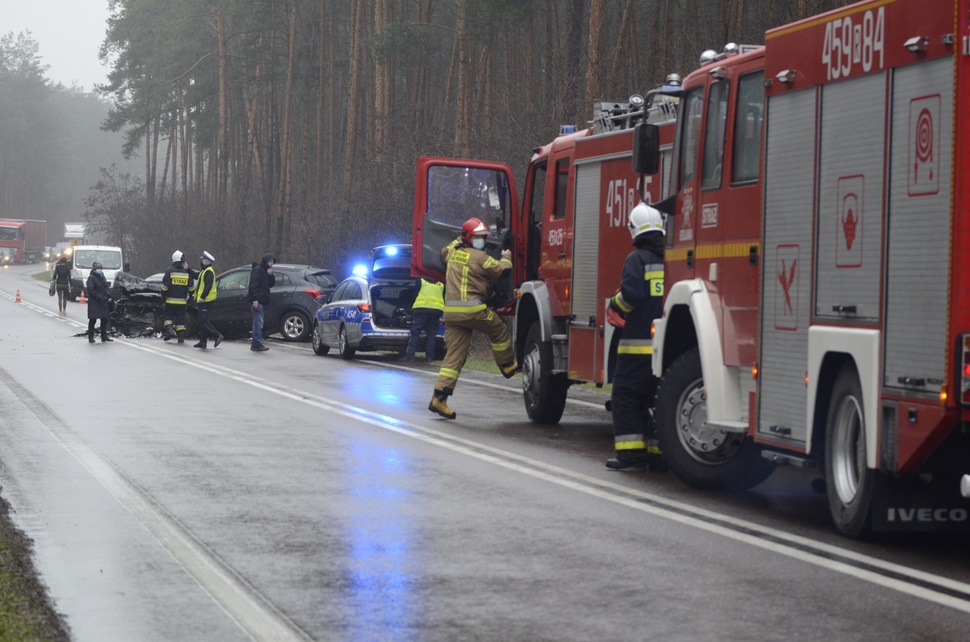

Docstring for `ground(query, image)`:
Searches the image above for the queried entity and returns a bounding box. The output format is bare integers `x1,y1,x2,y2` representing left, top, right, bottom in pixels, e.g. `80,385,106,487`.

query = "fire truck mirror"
632,123,660,176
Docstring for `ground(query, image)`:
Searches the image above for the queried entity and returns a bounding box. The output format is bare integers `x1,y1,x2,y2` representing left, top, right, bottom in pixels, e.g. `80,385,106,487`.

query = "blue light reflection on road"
342,443,417,640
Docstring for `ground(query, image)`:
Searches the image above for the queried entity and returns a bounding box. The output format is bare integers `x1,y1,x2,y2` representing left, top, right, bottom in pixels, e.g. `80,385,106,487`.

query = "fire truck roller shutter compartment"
569,163,601,325
815,73,886,322
757,86,817,445
883,57,952,396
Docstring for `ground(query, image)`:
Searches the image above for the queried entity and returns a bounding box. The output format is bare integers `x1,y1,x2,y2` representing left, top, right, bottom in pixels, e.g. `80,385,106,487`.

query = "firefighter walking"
161,250,193,343
429,218,519,419
606,203,666,470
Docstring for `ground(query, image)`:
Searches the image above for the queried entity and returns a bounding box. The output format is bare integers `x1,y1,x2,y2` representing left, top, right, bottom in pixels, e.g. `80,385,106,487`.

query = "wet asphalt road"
1,264,970,641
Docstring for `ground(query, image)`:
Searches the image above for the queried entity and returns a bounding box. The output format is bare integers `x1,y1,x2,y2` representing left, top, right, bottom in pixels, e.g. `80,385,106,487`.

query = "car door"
209,268,251,334
320,280,352,344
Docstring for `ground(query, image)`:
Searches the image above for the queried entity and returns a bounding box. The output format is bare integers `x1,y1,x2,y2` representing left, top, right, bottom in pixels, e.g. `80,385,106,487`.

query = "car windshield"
75,249,122,270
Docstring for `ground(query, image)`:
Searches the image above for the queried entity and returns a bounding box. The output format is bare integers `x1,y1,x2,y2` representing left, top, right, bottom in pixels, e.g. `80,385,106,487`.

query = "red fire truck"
412,95,676,424
625,0,970,536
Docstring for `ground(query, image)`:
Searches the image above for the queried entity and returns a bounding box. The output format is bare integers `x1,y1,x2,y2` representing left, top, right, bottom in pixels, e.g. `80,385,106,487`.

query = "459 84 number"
821,6,885,81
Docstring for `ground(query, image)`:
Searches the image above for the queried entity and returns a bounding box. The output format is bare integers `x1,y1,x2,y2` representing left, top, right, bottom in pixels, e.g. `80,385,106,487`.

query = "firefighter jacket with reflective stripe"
610,239,664,355
195,265,217,303
161,262,192,305
413,278,444,312
441,238,512,315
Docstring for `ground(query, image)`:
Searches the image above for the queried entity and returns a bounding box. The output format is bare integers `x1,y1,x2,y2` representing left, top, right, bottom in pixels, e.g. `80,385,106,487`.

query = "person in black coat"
247,254,276,352
52,256,71,316
86,262,113,343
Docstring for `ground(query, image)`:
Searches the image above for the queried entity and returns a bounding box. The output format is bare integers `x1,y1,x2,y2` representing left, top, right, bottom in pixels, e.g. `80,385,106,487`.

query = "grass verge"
0,494,68,641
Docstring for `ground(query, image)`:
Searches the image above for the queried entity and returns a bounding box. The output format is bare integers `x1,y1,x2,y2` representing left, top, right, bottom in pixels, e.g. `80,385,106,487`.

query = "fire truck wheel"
522,322,569,425
824,363,882,538
655,348,774,491
337,325,356,360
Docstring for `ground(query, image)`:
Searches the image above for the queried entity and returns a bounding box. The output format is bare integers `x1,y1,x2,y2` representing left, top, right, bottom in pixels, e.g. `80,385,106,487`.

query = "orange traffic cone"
15,289,21,302
79,289,86,303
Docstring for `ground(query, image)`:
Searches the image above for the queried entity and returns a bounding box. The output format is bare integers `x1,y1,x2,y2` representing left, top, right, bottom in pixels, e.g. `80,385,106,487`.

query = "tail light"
961,334,970,404
304,288,322,298
357,303,370,313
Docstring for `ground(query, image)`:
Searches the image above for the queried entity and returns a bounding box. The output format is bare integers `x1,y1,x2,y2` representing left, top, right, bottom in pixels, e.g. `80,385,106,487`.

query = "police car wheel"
824,362,883,539
311,322,330,356
338,325,356,360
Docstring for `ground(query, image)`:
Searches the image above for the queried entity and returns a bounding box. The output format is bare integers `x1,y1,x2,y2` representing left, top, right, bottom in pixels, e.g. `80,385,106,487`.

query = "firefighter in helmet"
429,218,519,419
606,202,666,470
161,250,193,343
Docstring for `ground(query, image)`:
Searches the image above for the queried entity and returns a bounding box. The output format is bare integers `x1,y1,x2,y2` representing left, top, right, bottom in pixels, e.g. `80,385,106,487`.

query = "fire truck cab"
637,0,970,536
413,97,676,424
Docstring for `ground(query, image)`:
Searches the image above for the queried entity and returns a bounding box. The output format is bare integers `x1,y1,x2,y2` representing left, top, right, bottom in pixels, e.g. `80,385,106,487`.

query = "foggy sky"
2,0,110,91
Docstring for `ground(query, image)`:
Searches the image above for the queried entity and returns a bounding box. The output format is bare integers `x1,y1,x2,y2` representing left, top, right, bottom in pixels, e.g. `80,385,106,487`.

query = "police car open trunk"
368,245,418,330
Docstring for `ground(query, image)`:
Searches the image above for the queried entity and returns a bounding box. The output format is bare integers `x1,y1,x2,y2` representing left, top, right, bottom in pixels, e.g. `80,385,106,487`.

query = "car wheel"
337,325,356,360
522,322,569,425
311,321,330,356
655,348,775,491
280,310,310,342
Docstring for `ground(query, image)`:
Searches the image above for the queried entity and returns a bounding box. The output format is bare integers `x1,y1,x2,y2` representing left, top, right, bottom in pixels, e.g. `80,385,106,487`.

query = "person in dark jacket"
52,255,71,316
605,202,665,470
86,261,113,343
247,254,276,352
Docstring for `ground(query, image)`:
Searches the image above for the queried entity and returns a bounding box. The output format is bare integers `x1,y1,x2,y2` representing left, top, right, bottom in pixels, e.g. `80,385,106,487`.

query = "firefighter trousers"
611,353,658,455
434,308,514,393
162,302,187,334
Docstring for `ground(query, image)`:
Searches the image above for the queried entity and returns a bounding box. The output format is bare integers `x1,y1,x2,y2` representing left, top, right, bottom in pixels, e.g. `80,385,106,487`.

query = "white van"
69,245,124,300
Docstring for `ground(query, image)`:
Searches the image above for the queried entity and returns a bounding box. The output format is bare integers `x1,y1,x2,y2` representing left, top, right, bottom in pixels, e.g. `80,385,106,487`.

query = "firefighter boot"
177,330,185,344
606,450,649,470
428,390,456,420
499,360,521,379
646,439,667,472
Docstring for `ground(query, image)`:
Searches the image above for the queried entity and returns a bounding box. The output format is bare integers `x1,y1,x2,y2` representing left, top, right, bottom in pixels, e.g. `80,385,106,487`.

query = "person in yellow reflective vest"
404,277,444,363
192,251,223,349
429,218,519,420
606,203,666,470
161,250,193,343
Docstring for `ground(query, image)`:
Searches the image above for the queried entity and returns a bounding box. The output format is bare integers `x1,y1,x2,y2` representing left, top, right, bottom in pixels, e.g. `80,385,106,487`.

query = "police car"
311,244,444,359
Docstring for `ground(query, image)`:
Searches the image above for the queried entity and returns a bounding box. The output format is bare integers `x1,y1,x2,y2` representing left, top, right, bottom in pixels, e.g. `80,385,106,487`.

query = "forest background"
1,0,853,278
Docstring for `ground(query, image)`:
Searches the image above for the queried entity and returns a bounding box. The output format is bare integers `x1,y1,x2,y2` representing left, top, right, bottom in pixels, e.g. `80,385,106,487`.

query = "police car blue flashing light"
352,264,368,277
385,246,399,256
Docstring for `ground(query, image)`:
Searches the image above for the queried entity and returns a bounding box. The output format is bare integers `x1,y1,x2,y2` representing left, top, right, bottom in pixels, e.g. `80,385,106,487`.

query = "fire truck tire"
522,322,569,425
337,325,356,360
655,348,774,491
824,363,883,538
311,321,330,355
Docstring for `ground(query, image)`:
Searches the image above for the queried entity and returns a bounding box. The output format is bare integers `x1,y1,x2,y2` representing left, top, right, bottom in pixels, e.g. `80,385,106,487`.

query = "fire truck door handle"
686,250,694,268
557,252,566,259
749,245,758,266
832,305,857,315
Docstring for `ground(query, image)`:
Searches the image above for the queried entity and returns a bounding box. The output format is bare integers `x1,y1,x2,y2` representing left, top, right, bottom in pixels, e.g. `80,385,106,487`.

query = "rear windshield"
306,271,338,288
74,249,122,270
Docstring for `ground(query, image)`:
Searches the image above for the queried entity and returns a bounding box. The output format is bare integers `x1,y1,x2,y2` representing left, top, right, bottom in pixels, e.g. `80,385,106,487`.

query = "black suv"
199,264,338,341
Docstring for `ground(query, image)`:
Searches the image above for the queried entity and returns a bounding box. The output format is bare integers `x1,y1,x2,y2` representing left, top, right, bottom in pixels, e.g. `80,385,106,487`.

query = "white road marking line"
8,288,970,613
0,367,313,642
114,339,970,613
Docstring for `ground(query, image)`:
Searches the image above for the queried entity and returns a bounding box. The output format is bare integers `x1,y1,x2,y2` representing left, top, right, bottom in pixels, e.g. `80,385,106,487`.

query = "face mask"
93,269,102,275
471,238,486,250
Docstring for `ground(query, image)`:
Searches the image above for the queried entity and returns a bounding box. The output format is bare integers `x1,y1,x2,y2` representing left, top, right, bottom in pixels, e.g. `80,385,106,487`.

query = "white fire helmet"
172,250,184,263
628,202,665,240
